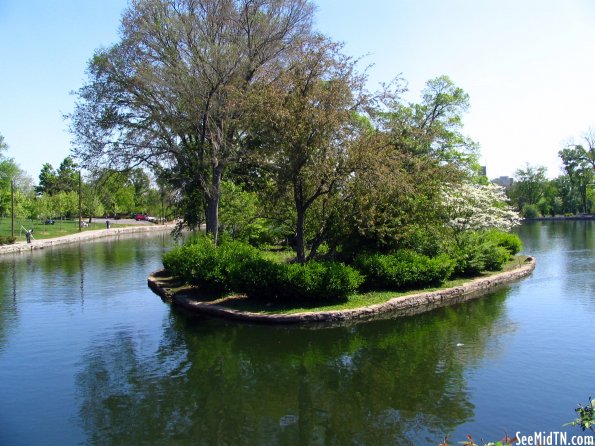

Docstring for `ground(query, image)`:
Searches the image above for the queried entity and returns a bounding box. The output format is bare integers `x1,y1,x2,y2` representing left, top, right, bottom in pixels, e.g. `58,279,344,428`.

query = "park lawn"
167,255,530,315
0,219,133,241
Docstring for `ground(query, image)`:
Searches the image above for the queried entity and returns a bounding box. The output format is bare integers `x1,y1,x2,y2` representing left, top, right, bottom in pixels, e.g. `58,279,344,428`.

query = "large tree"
509,164,548,211
245,36,365,263
559,145,594,214
70,0,315,243
374,75,479,171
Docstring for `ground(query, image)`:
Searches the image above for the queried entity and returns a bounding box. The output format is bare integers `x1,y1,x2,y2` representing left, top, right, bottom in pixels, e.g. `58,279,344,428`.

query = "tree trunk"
205,164,224,245
295,207,306,264
294,180,307,264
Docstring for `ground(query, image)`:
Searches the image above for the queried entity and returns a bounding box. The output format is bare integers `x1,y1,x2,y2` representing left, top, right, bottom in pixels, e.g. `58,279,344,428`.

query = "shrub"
480,244,511,271
355,250,454,291
0,236,16,245
521,203,539,219
483,229,522,255
284,261,364,302
228,256,286,301
163,237,260,292
230,259,363,303
448,231,515,276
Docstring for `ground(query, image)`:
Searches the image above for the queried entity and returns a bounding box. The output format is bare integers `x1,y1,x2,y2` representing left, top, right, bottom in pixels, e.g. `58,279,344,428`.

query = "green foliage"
164,236,362,302
447,231,514,276
521,203,539,219
231,259,363,303
480,244,511,272
355,250,454,291
509,164,548,210
284,261,364,302
0,235,16,245
565,397,595,433
163,237,260,292
219,181,278,246
229,257,286,301
483,229,522,255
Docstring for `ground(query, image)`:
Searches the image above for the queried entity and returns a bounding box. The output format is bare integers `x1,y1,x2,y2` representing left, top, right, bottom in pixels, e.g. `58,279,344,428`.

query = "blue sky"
2,0,595,182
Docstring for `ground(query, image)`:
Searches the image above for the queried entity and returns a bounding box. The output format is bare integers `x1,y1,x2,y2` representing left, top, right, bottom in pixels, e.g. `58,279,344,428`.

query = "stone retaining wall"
148,257,536,325
0,224,175,255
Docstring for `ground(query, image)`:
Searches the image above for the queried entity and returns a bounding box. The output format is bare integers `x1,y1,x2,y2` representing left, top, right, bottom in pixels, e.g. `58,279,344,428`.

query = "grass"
0,218,136,242
162,255,531,315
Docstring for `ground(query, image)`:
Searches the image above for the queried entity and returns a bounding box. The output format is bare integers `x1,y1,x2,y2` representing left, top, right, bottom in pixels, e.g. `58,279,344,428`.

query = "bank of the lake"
0,223,176,255
148,256,536,324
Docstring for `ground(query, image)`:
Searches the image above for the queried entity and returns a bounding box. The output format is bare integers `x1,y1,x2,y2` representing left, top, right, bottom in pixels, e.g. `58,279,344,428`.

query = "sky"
1,0,595,183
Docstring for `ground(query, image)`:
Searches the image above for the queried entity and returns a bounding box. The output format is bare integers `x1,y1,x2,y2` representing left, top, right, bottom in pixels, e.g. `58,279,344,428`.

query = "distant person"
25,229,32,243
106,220,110,229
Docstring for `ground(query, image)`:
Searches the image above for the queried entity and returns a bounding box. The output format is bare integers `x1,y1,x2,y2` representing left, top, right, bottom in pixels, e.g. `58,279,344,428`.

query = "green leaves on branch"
565,397,595,433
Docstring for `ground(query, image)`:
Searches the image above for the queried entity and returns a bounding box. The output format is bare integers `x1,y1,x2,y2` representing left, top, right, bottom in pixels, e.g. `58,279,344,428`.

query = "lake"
0,222,593,445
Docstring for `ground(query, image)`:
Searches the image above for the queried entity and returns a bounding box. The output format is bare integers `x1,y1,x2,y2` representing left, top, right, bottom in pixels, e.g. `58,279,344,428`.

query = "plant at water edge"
565,397,595,433
437,432,518,446
0,235,16,245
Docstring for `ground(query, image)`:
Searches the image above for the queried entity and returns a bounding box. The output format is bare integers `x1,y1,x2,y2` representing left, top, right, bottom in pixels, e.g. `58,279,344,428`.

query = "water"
0,222,593,445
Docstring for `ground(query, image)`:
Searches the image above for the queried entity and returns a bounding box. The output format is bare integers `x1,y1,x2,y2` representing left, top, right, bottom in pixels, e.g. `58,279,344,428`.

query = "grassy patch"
0,219,136,241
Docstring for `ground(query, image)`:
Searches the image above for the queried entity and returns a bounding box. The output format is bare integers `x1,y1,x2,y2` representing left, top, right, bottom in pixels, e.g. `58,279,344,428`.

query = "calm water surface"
0,222,593,445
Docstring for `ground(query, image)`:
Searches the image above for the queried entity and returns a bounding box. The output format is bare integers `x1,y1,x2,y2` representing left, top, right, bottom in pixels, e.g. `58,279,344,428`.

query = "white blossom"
441,182,522,232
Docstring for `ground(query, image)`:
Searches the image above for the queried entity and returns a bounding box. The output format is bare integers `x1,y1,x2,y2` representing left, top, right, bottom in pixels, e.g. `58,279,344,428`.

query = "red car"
134,214,147,221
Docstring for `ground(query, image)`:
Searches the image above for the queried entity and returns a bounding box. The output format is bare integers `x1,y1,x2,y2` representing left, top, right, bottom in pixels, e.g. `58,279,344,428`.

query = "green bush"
285,261,364,302
449,231,516,276
483,229,522,255
230,259,363,303
480,244,511,271
355,250,454,291
165,236,362,302
521,203,539,218
0,235,16,245
228,257,286,301
163,237,260,291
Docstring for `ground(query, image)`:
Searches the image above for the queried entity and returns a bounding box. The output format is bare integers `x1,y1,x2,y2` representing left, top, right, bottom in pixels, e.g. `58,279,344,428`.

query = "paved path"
0,223,176,255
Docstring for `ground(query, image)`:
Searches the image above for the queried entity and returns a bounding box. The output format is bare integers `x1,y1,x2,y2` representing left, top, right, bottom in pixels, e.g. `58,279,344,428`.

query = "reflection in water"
0,256,18,350
1,223,593,445
75,292,510,445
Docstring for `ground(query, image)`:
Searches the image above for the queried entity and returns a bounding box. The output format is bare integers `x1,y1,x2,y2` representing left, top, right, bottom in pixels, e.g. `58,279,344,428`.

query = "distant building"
479,165,487,177
492,176,514,188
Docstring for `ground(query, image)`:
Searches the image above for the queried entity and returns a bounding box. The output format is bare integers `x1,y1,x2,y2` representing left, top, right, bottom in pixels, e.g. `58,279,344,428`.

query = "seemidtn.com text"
515,431,595,445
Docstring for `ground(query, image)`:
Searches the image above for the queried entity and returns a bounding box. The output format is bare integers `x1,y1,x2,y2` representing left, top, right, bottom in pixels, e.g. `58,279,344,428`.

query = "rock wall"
148,257,536,325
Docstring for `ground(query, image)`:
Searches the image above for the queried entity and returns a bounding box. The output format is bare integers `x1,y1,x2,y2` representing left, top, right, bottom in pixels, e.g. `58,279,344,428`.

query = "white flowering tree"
441,182,522,233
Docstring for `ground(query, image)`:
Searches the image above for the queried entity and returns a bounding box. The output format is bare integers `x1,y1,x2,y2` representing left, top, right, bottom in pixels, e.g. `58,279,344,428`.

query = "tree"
0,134,28,226
129,168,151,212
329,77,476,258
559,145,594,214
374,75,479,172
37,163,58,195
509,164,548,212
56,157,79,194
441,182,521,234
246,36,365,263
70,0,315,244
36,157,79,195
91,170,136,217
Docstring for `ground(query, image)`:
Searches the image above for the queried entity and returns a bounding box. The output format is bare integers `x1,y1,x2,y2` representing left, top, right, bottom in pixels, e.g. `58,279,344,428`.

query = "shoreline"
0,223,176,255
524,215,594,221
148,256,536,325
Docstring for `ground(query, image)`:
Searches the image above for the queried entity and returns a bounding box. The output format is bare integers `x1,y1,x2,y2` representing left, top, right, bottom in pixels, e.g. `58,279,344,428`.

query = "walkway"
0,223,176,255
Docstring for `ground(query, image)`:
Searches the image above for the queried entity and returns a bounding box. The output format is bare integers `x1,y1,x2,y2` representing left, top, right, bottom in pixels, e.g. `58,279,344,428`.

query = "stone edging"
148,257,536,325
0,224,175,255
